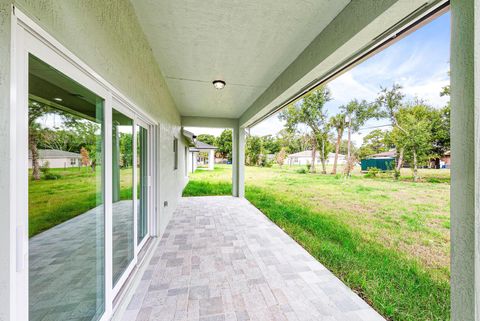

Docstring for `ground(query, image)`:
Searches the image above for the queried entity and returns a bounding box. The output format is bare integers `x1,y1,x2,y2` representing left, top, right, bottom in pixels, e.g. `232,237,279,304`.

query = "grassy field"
183,164,450,321
29,167,133,237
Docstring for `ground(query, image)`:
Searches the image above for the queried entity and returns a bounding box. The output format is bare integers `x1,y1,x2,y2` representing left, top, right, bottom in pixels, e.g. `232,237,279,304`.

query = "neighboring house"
28,149,82,169
360,149,396,171
368,150,397,159
286,151,347,166
429,151,451,169
187,141,218,173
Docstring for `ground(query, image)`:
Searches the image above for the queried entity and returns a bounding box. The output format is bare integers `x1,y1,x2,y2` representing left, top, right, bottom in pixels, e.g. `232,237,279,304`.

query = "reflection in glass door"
28,54,105,321
137,125,148,244
112,108,134,286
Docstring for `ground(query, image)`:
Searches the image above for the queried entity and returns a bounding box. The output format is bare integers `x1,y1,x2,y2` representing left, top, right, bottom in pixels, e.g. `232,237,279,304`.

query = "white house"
187,141,217,173
28,149,82,169
286,151,347,166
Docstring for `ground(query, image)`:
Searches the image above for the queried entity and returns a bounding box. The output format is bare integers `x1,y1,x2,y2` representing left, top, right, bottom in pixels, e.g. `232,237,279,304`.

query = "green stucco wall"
451,0,476,320
13,0,190,234
14,0,178,123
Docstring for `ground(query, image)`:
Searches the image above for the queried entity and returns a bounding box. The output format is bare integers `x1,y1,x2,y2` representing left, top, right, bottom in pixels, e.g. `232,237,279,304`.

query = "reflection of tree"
120,133,133,168
29,99,102,178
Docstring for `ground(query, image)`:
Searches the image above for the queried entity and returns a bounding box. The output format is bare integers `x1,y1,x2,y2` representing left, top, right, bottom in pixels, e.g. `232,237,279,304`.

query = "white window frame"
11,8,158,321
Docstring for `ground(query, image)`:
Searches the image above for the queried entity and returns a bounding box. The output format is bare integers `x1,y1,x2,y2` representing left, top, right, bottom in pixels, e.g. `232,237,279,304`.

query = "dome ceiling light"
212,80,226,90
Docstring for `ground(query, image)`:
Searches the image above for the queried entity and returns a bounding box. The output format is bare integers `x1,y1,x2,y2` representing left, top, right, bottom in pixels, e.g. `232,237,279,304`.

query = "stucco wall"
11,0,188,237
0,2,12,321
450,0,476,320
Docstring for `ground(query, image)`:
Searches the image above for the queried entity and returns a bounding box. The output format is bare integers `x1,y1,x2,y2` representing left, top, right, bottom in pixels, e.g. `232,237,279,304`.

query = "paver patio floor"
30,200,133,321
122,196,385,321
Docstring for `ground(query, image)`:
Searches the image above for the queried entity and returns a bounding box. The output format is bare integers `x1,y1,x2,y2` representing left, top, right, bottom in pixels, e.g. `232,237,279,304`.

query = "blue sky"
251,11,451,145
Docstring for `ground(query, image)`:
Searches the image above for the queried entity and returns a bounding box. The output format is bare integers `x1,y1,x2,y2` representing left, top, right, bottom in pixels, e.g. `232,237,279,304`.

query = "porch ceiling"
131,0,350,118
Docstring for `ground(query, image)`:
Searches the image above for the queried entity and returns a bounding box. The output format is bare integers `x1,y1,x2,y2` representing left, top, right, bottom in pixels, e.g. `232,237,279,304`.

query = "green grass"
29,167,133,237
183,164,451,321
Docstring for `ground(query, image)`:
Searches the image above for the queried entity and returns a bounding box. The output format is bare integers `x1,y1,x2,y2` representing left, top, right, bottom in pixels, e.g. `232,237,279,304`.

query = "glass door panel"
137,125,148,244
28,54,105,321
112,108,134,286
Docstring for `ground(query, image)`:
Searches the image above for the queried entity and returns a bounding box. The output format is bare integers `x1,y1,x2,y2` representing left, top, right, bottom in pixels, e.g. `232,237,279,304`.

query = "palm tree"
329,113,347,174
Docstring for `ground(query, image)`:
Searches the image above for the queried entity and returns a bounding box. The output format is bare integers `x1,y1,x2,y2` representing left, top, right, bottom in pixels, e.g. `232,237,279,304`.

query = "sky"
187,12,450,146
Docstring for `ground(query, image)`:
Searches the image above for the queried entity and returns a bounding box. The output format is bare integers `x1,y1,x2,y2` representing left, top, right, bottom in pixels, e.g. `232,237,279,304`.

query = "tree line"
197,82,450,182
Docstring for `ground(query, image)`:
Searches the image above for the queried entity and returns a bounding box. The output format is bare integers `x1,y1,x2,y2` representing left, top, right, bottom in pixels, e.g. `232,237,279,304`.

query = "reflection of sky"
117,126,133,134
250,12,451,146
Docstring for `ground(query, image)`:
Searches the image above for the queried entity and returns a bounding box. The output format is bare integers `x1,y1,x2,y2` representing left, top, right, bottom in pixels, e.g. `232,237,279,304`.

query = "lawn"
183,164,451,321
29,167,133,237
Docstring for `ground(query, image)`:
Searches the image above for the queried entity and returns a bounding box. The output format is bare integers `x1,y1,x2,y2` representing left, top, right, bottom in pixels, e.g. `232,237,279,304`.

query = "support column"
0,3,13,321
451,1,479,320
208,149,215,171
232,123,246,198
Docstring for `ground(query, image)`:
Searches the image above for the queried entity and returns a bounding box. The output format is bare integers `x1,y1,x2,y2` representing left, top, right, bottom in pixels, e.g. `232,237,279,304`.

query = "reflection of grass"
183,164,450,321
29,167,133,237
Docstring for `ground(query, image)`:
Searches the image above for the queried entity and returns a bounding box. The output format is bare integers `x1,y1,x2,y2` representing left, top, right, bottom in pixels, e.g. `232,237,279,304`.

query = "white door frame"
111,98,138,299
12,7,159,321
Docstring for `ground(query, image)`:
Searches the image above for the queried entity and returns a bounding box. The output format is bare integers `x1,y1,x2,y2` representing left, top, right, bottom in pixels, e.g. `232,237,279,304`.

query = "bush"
306,164,311,172
365,167,380,178
40,161,51,175
44,173,61,180
296,168,307,174
259,155,273,168
393,169,401,180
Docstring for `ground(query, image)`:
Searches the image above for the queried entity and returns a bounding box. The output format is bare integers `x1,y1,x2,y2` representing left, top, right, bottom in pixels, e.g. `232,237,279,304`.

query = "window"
137,125,149,244
112,108,134,285
28,54,105,321
173,137,178,170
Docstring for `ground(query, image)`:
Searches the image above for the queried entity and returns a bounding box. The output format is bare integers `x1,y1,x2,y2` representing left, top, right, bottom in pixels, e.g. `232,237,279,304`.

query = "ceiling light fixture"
53,97,63,102
212,80,226,90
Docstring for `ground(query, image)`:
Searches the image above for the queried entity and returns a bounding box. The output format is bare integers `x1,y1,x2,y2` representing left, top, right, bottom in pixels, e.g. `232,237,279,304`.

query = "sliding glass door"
28,54,105,321
22,37,155,321
136,124,149,245
112,107,134,287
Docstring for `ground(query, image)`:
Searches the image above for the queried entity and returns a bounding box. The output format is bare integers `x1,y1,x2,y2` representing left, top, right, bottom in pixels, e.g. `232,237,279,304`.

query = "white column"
208,149,215,171
451,1,479,320
0,4,13,321
232,123,246,198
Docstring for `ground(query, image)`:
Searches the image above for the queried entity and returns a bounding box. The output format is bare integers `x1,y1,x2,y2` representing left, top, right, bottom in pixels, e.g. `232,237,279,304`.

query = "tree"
340,99,378,177
329,113,346,174
28,101,53,180
196,134,216,146
279,86,332,173
392,103,434,182
120,133,133,168
275,148,287,167
80,147,90,166
376,84,406,172
358,129,390,160
262,135,281,154
246,135,263,166
216,129,233,161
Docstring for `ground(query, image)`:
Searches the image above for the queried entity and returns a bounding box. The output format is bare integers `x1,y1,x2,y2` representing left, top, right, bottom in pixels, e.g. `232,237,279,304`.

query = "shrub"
259,155,273,168
365,167,380,178
306,164,311,172
40,161,51,175
45,173,61,180
296,168,307,174
393,169,401,180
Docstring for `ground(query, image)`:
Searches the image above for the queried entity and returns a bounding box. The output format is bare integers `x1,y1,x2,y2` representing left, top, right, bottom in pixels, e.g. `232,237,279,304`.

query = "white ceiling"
131,0,350,118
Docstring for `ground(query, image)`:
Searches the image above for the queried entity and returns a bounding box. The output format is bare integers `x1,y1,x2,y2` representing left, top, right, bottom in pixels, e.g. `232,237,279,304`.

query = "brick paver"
123,196,384,321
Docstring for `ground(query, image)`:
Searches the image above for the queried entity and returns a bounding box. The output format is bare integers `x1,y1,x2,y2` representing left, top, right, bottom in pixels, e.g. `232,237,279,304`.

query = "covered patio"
119,197,384,321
